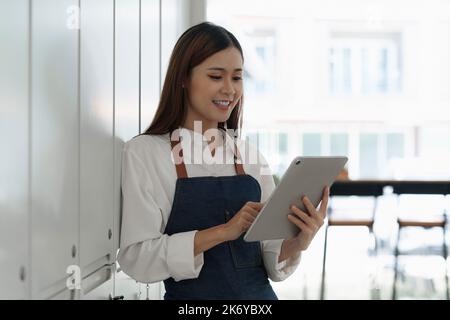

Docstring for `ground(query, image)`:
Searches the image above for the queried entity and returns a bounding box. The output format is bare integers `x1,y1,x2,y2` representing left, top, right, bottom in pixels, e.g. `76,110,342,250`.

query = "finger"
243,220,252,229
243,206,260,217
319,186,330,219
302,196,317,216
242,217,254,226
288,214,312,234
246,202,264,211
242,211,258,222
291,205,314,225
304,195,326,225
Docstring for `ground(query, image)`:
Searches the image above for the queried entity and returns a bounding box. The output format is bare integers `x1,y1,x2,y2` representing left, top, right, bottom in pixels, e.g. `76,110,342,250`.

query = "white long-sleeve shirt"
117,128,301,284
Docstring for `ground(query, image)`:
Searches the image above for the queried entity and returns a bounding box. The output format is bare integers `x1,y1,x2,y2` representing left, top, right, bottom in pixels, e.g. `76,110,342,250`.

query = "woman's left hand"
287,186,329,251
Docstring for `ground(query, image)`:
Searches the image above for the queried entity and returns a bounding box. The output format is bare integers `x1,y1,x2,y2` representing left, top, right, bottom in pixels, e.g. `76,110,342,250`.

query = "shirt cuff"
262,239,302,282
167,230,204,281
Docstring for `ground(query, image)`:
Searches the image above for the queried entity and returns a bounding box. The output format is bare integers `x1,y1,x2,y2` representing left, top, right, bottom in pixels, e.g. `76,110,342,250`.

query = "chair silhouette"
392,183,449,300
320,182,384,300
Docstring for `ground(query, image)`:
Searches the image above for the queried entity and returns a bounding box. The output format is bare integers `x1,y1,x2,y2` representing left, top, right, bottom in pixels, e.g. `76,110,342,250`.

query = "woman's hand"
221,201,264,241
287,186,329,251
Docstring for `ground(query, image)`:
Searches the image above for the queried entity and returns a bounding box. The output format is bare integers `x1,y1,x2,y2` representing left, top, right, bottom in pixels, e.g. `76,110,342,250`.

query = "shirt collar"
176,127,238,164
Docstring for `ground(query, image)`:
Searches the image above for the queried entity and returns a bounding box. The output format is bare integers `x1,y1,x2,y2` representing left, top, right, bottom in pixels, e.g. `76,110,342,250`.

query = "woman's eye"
208,75,242,81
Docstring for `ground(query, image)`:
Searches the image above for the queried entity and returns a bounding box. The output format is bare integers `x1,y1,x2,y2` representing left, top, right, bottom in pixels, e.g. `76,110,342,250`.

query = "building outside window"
328,33,402,96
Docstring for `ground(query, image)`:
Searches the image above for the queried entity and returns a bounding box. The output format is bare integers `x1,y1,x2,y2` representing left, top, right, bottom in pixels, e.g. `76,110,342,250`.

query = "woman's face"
184,47,243,131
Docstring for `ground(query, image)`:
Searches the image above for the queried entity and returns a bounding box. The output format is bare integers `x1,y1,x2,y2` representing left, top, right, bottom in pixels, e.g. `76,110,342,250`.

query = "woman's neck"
182,119,218,135
182,120,224,158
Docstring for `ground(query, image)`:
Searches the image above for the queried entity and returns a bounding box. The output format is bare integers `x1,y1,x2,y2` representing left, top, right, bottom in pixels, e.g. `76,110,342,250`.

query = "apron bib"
163,130,277,300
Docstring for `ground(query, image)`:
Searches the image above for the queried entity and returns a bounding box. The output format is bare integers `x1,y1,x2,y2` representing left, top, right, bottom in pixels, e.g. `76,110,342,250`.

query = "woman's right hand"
221,202,264,241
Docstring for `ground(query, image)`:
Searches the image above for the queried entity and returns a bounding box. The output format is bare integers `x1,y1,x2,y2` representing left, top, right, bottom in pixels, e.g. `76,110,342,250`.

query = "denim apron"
163,131,277,300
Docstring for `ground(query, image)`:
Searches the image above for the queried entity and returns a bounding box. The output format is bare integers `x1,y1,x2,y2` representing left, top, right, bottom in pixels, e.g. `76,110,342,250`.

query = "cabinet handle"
71,245,77,258
19,266,26,282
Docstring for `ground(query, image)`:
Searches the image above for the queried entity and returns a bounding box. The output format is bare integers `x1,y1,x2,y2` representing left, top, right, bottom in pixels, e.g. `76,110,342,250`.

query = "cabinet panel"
160,0,180,84
0,0,30,299
31,0,80,299
79,0,115,278
113,0,140,255
140,0,160,133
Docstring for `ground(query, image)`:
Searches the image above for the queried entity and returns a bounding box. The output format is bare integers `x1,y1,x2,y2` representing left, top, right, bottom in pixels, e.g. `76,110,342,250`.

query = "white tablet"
244,156,348,242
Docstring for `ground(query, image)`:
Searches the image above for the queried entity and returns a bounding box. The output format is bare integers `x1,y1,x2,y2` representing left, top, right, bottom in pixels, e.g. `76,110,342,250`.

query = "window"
208,0,450,300
329,32,402,96
243,28,276,96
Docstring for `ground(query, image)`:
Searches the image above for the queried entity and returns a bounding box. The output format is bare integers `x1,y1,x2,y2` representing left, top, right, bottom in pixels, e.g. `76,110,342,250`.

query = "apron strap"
170,130,189,179
170,129,246,179
232,140,246,176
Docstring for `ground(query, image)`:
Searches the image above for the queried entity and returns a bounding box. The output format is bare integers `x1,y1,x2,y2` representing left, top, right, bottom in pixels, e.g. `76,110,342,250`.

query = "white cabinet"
160,0,182,84
113,0,141,268
111,0,162,300
0,0,186,300
140,0,161,132
79,0,115,287
0,0,30,300
31,0,80,299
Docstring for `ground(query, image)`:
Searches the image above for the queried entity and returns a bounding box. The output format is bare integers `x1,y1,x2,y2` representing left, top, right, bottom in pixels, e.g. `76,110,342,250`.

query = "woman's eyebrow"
207,67,243,72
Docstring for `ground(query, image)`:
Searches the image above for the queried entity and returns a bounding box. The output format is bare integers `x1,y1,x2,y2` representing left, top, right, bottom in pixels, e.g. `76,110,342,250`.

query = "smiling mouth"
212,100,232,110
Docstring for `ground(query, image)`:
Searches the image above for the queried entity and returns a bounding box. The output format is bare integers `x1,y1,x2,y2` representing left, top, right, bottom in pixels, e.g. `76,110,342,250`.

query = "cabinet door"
113,0,140,255
79,0,115,282
140,0,160,133
31,0,80,299
0,0,30,299
160,0,181,85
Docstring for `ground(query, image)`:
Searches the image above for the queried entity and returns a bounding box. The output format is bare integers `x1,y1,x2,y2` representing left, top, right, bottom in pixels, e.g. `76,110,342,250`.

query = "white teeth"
213,100,230,106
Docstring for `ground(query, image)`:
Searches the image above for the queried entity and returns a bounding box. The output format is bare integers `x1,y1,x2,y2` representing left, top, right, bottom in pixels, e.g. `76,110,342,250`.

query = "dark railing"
331,180,450,196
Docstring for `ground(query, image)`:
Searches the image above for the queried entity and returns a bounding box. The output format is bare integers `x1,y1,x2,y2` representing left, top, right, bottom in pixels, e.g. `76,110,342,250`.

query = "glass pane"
303,133,321,156
377,48,388,92
258,131,271,156
359,134,378,178
330,133,349,156
342,48,352,93
278,132,288,154
386,133,404,160
245,132,259,150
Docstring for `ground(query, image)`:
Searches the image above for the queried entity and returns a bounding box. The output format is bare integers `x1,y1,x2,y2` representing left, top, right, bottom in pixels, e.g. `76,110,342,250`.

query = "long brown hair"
142,22,244,136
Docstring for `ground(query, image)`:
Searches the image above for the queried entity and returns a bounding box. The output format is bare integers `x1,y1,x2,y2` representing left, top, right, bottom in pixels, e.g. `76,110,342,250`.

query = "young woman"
117,22,329,300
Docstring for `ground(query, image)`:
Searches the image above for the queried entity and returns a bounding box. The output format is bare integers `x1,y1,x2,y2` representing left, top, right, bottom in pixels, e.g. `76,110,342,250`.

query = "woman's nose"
221,78,236,96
